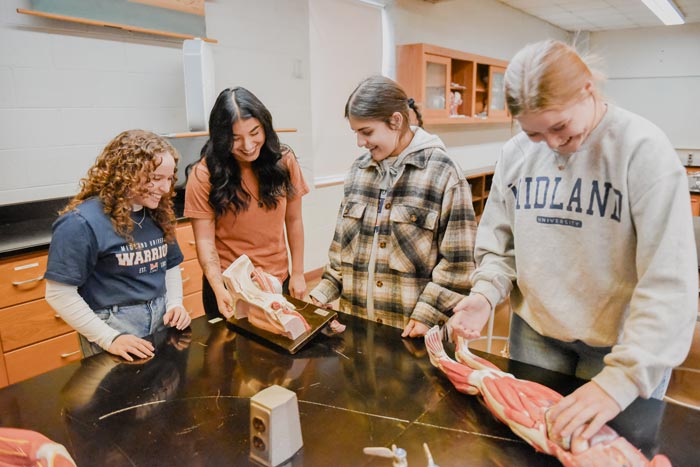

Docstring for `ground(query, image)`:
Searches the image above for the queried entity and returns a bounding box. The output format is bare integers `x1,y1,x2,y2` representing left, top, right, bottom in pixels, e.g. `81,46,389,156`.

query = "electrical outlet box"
250,385,303,466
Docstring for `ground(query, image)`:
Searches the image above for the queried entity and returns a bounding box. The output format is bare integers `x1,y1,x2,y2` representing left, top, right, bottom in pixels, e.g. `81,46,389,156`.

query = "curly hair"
194,87,294,218
61,129,180,243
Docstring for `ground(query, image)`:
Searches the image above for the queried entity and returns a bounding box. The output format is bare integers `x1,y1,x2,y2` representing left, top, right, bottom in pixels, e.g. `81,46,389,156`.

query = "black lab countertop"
0,306,696,467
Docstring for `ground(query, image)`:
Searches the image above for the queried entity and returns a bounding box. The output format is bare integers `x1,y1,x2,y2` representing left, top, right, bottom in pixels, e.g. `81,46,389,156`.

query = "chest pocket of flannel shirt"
340,201,367,264
388,204,438,274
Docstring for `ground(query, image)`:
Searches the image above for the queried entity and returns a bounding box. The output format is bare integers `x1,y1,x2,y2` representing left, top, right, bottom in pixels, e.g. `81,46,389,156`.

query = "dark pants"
202,274,290,320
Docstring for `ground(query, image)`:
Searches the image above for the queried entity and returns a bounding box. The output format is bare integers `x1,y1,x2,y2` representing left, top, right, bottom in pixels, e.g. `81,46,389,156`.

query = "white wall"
590,23,700,152
0,0,187,204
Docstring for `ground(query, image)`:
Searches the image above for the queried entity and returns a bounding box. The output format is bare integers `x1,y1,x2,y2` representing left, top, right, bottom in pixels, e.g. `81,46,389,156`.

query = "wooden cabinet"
0,250,79,386
0,220,205,388
396,43,510,125
4,332,81,384
466,169,494,223
176,222,205,319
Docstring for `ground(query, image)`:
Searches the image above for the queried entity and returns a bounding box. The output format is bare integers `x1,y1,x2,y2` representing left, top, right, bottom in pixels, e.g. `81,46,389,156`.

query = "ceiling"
494,0,700,32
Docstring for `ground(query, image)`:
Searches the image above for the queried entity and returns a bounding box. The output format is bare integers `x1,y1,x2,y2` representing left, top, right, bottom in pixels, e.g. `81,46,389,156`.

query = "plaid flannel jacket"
313,146,477,329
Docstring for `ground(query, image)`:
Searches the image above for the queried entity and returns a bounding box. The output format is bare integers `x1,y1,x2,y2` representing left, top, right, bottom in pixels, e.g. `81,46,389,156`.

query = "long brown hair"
61,129,180,242
345,75,424,130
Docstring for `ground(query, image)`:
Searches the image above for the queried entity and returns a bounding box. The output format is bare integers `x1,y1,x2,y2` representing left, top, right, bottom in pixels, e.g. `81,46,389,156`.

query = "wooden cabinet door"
422,54,451,119
488,66,508,118
0,352,8,388
183,291,204,319
5,332,81,384
0,299,74,352
180,259,203,296
176,222,198,261
0,252,48,308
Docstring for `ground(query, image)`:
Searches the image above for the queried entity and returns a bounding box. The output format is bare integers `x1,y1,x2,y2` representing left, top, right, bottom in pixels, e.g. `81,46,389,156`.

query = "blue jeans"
509,312,670,400
79,295,167,357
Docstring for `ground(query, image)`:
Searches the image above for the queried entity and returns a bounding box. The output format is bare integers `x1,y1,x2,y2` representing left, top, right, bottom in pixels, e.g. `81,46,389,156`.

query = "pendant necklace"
133,209,146,229
242,178,264,208
555,153,571,171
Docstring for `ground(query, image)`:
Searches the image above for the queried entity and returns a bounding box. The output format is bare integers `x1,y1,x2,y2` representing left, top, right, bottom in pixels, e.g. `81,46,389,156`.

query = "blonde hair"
61,129,179,243
505,39,603,117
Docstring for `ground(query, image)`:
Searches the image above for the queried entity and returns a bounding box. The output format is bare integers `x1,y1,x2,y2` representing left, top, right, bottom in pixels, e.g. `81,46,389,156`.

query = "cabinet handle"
188,241,196,246
182,276,190,284
14,262,39,271
60,350,80,358
12,275,44,286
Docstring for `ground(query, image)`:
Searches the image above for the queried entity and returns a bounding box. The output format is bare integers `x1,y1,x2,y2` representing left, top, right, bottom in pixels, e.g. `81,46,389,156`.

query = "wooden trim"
304,267,324,284
164,129,297,138
16,8,218,44
128,0,205,16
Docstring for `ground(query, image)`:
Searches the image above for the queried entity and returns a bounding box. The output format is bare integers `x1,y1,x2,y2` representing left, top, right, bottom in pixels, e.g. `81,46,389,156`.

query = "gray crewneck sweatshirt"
471,104,697,409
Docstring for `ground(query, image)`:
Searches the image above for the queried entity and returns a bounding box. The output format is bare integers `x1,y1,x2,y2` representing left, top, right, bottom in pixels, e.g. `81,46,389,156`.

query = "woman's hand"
310,296,334,310
401,319,430,338
213,283,235,318
108,334,155,362
163,305,192,330
288,272,307,299
546,381,621,451
447,294,492,342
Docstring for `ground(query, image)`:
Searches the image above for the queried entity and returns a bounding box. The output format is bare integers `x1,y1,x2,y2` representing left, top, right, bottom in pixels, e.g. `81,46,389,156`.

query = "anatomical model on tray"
424,326,671,467
222,255,311,340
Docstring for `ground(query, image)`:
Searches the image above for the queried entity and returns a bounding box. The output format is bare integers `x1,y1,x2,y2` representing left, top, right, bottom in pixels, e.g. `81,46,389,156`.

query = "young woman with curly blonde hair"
45,129,191,361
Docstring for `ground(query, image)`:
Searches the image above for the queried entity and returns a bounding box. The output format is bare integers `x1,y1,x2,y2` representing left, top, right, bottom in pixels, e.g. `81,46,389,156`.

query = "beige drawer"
0,252,48,308
181,258,203,296
183,291,204,319
0,298,73,351
5,332,81,384
176,222,197,261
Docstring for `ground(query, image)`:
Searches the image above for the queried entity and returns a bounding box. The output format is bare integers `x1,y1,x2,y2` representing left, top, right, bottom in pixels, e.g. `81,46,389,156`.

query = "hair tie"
407,97,415,107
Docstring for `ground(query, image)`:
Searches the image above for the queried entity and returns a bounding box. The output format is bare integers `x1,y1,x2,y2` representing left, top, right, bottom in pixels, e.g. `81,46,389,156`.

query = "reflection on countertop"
0,305,697,466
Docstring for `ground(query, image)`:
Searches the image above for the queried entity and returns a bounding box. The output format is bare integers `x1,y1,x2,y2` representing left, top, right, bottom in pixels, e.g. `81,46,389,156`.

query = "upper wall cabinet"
396,43,511,126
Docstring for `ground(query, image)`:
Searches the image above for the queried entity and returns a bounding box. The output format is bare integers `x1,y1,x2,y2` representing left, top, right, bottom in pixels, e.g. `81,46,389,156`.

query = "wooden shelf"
466,169,495,222
17,8,218,44
396,43,510,126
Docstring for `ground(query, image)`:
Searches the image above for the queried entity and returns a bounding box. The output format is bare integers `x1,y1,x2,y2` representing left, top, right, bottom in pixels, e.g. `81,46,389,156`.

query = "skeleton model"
424,326,671,467
222,255,311,340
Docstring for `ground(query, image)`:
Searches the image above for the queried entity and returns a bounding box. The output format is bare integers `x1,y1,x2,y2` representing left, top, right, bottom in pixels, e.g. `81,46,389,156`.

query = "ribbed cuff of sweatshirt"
592,366,640,411
469,280,501,312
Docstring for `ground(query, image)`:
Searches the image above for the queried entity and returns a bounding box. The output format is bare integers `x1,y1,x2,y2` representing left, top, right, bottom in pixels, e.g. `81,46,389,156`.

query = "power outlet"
250,385,303,466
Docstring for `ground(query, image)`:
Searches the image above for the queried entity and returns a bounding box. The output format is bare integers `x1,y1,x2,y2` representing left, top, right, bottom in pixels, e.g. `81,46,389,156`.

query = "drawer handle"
188,241,196,246
12,275,44,286
60,350,80,358
182,276,190,284
14,262,39,271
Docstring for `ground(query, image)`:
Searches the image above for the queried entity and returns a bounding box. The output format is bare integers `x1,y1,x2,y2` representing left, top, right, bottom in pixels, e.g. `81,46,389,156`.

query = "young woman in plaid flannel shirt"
309,75,477,338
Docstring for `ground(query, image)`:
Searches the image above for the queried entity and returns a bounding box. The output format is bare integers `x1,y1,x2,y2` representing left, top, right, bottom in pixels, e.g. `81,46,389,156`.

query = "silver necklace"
133,209,146,229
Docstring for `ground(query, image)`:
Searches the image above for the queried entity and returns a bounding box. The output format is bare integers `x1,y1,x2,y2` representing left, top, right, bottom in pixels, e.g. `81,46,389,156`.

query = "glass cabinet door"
488,66,507,118
423,54,450,118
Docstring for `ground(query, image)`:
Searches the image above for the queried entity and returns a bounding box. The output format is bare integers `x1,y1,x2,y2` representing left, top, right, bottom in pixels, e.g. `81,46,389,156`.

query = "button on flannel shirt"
312,146,477,329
